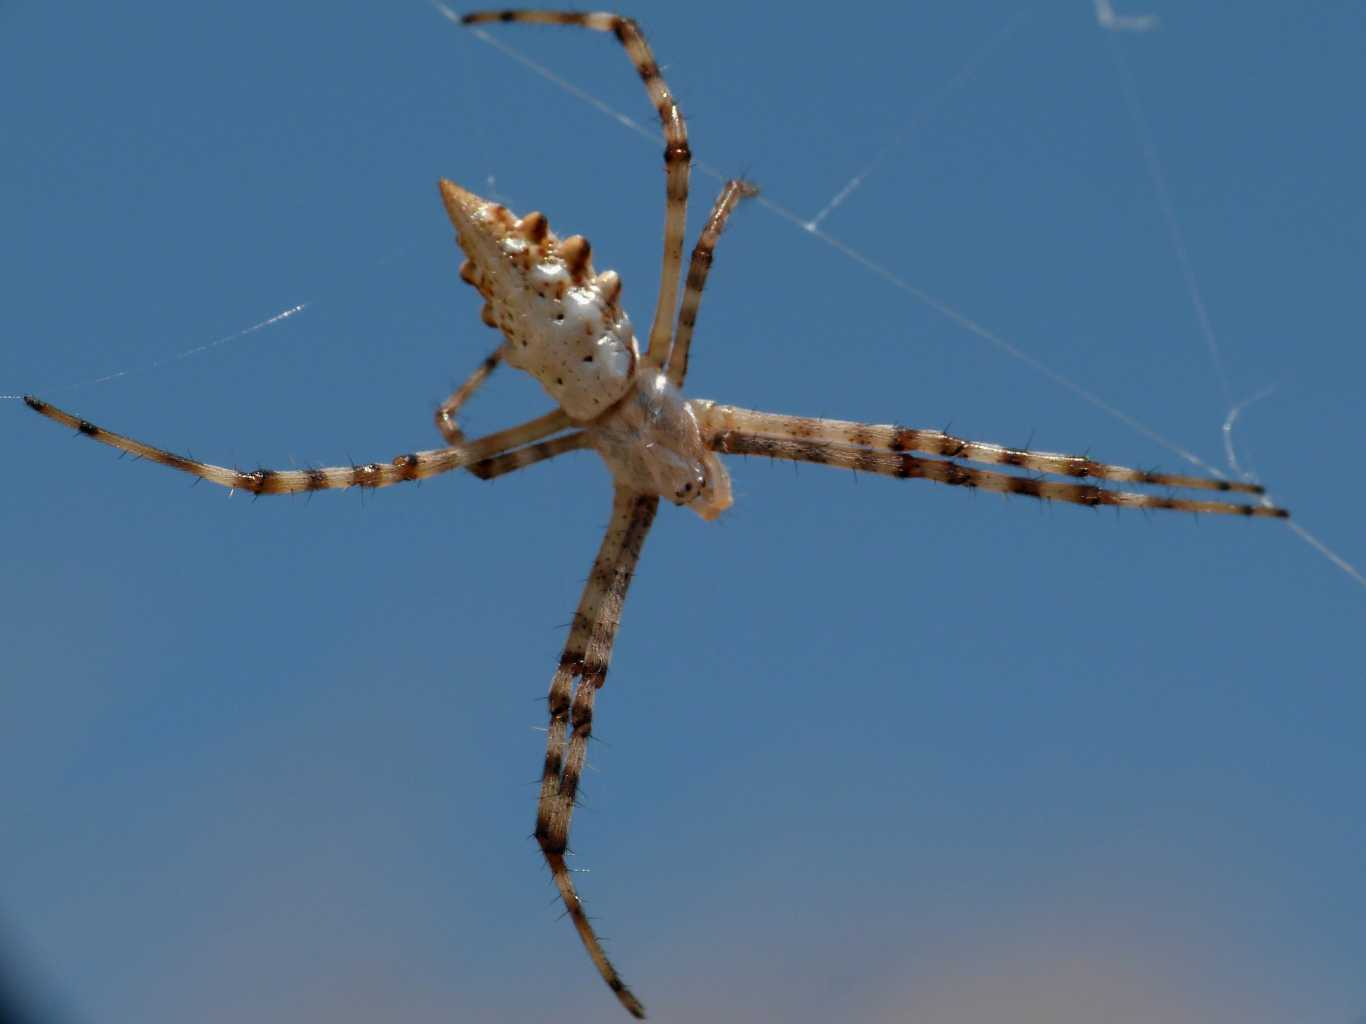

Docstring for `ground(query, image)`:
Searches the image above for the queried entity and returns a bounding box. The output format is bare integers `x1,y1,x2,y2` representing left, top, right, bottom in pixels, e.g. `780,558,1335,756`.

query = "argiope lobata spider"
21,8,1290,1019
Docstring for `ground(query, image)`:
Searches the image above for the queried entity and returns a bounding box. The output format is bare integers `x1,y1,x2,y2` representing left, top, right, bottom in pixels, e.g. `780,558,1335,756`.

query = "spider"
22,8,1288,1019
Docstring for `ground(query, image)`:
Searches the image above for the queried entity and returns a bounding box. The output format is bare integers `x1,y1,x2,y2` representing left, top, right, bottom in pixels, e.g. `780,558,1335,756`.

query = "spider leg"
706,427,1289,517
23,395,570,495
435,343,507,445
462,10,690,370
468,431,590,481
537,485,658,1019
666,179,759,388
696,403,1278,498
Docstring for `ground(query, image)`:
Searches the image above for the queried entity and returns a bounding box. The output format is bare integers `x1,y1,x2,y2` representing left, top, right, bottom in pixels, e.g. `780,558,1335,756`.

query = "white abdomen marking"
440,180,637,421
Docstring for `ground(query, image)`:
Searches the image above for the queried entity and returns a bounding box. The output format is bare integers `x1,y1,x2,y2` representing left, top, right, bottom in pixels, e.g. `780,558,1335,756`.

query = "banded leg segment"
435,344,506,445
468,431,590,481
696,402,1271,496
24,395,570,496
536,486,659,1019
463,10,691,369
666,179,759,387
709,429,1289,517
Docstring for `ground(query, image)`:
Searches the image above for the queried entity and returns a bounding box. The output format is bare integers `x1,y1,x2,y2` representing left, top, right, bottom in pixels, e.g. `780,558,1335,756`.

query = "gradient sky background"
3,2,1364,1022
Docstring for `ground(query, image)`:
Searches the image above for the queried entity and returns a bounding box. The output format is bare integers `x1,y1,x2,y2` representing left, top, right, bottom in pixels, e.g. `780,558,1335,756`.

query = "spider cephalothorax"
586,367,732,518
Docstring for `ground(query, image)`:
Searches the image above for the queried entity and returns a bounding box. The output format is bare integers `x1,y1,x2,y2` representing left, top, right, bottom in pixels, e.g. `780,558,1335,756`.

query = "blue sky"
3,2,1364,1021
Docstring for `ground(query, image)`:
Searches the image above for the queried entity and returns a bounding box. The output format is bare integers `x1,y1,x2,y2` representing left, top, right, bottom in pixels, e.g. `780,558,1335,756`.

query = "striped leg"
707,428,1289,517
468,431,590,481
463,10,690,369
23,395,570,495
536,486,659,1019
666,179,759,387
696,402,1277,497
435,344,506,445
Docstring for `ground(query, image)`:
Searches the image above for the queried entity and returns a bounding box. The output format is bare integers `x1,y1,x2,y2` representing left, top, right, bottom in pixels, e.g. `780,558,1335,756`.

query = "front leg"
434,343,506,445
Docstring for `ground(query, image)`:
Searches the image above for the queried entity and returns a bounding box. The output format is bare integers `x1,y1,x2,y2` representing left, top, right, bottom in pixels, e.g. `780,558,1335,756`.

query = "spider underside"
22,8,1289,1019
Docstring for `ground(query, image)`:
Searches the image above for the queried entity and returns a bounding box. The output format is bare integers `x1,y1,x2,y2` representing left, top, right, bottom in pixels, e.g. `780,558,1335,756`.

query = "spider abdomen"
440,179,638,420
